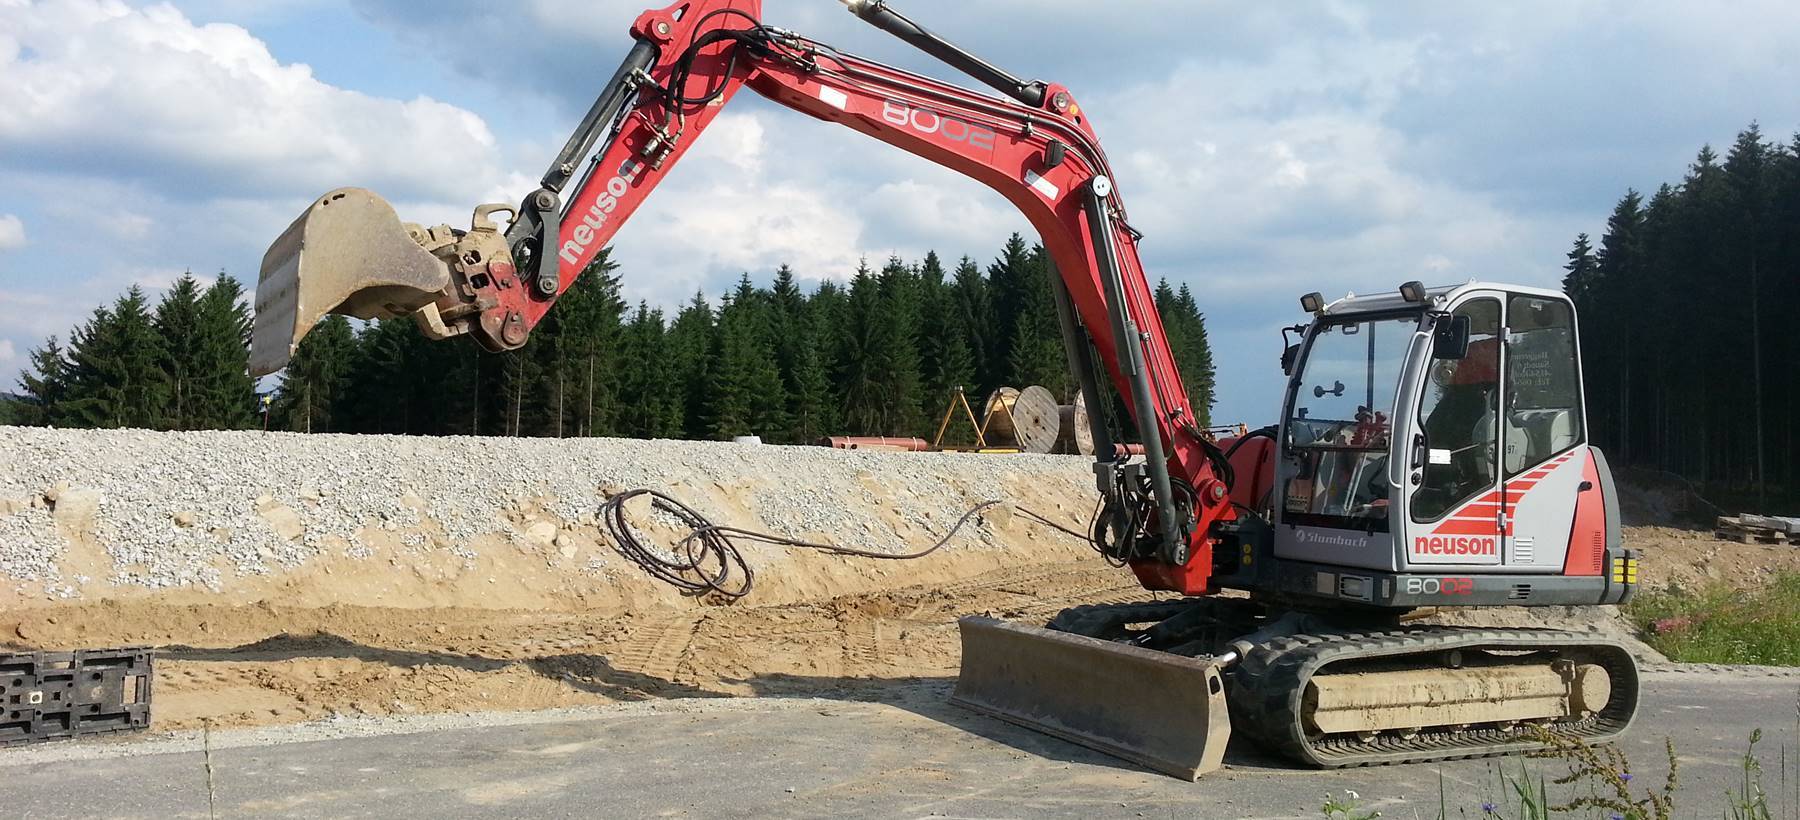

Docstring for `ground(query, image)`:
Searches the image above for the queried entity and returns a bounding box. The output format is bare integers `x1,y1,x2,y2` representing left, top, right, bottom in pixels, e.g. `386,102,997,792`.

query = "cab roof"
1317,281,1569,318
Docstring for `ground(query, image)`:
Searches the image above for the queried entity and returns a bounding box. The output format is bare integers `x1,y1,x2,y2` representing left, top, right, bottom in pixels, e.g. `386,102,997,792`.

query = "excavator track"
1230,627,1640,768
1040,602,1640,770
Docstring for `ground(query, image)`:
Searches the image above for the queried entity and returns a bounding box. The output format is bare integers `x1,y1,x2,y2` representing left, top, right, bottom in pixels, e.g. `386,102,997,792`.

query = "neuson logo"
559,158,648,265
1413,536,1497,556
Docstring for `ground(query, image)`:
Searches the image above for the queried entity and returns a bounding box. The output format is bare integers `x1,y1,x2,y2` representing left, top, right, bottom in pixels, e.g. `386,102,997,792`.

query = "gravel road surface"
0,669,1794,819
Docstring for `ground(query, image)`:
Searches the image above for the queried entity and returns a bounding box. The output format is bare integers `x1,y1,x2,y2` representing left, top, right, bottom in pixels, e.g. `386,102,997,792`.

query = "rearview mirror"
1432,314,1471,360
1281,344,1300,375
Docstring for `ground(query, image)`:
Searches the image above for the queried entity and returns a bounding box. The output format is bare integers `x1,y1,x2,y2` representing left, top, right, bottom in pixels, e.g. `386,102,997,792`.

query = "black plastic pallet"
0,647,153,745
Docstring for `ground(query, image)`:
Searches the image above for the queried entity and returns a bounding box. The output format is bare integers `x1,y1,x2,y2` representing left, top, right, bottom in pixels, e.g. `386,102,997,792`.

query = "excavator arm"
252,0,1236,597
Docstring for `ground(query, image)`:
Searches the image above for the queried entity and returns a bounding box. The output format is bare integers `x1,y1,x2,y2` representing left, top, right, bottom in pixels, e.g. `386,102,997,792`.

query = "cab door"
1403,296,1504,567
1498,294,1587,570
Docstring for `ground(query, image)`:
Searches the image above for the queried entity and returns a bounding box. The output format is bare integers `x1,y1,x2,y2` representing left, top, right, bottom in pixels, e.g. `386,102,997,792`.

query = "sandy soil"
1,559,1160,731
1619,526,1800,590
0,522,1781,733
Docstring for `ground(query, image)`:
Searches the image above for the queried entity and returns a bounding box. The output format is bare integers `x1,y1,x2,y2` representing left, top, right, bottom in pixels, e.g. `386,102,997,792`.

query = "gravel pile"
0,427,1091,598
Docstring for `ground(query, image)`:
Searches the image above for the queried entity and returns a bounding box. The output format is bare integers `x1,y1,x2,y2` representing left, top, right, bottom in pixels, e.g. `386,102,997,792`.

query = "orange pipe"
819,436,932,452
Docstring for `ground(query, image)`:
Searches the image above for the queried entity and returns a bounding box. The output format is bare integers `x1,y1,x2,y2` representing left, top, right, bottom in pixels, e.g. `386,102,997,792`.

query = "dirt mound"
1621,526,1800,591
0,561,1159,731
6,525,1743,732
0,426,1099,610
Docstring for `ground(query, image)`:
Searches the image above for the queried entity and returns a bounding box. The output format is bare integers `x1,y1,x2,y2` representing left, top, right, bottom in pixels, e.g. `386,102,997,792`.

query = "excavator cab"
1263,282,1632,610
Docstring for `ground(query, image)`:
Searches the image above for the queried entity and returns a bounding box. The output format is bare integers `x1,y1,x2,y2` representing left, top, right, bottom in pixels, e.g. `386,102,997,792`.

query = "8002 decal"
1404,577,1474,596
882,99,997,152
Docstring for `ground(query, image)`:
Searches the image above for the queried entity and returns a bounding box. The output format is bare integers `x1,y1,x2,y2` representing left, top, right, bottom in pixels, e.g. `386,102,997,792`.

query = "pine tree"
1172,284,1216,426
665,291,714,438
1724,124,1775,506
551,251,626,437
838,261,885,435
193,274,257,429
616,303,683,438
916,251,976,420
950,256,993,395
336,319,400,433
768,264,805,441
785,312,837,443
1779,136,1800,491
922,297,977,420
1561,233,1598,307
1637,184,1681,473
985,234,1035,390
1676,147,1732,482
62,286,168,429
15,336,71,426
705,275,787,439
272,314,355,433
1591,190,1646,459
153,273,204,429
802,279,848,440
1004,244,1071,398
872,256,926,435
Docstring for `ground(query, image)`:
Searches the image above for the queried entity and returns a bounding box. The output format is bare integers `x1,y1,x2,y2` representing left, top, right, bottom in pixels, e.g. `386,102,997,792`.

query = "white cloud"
0,214,23,250
0,0,507,202
1097,41,1540,297
608,118,867,301
859,176,1030,258
0,1,531,389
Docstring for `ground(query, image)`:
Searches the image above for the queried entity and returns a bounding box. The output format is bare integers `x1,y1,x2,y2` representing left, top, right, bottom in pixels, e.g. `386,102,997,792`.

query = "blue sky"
1,0,1795,427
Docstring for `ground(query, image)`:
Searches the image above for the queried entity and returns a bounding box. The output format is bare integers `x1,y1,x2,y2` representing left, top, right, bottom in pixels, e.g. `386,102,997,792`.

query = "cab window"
1503,295,1584,476
1412,299,1501,522
1283,313,1418,532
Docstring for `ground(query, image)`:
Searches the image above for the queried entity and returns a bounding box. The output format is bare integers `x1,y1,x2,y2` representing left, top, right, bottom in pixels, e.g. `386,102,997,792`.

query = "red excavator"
249,0,1639,779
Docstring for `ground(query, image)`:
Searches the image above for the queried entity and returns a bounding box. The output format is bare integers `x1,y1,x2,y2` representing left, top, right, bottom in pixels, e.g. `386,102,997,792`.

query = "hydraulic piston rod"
1085,176,1186,563
838,0,1047,107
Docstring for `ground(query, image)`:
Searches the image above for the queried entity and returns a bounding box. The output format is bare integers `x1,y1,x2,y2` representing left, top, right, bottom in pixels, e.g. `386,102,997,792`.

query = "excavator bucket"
249,188,451,376
951,617,1231,780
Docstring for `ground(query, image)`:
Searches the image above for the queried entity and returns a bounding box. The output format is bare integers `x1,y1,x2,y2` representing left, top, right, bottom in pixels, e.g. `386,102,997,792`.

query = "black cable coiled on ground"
600,489,1093,600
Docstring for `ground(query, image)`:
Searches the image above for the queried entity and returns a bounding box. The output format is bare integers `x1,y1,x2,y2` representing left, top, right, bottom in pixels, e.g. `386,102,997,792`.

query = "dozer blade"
951,617,1231,780
250,188,451,376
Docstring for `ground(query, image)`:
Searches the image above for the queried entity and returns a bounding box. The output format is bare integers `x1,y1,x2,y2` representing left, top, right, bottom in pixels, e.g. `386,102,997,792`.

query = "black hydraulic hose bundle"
1224,424,1278,461
599,489,1092,600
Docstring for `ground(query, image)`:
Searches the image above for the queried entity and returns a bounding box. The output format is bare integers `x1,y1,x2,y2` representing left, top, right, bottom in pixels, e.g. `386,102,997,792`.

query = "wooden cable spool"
1055,391,1095,456
983,385,1061,454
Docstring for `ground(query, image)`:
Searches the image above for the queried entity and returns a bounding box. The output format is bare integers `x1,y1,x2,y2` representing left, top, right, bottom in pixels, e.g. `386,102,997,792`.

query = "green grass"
1324,729,1785,819
1627,573,1800,666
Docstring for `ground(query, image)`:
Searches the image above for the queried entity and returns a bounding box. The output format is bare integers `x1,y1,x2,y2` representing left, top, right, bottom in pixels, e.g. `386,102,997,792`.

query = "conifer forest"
7,234,1216,446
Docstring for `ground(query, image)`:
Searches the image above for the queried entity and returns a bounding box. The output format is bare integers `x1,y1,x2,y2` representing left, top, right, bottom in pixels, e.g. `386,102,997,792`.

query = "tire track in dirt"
839,616,885,674
608,612,703,685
